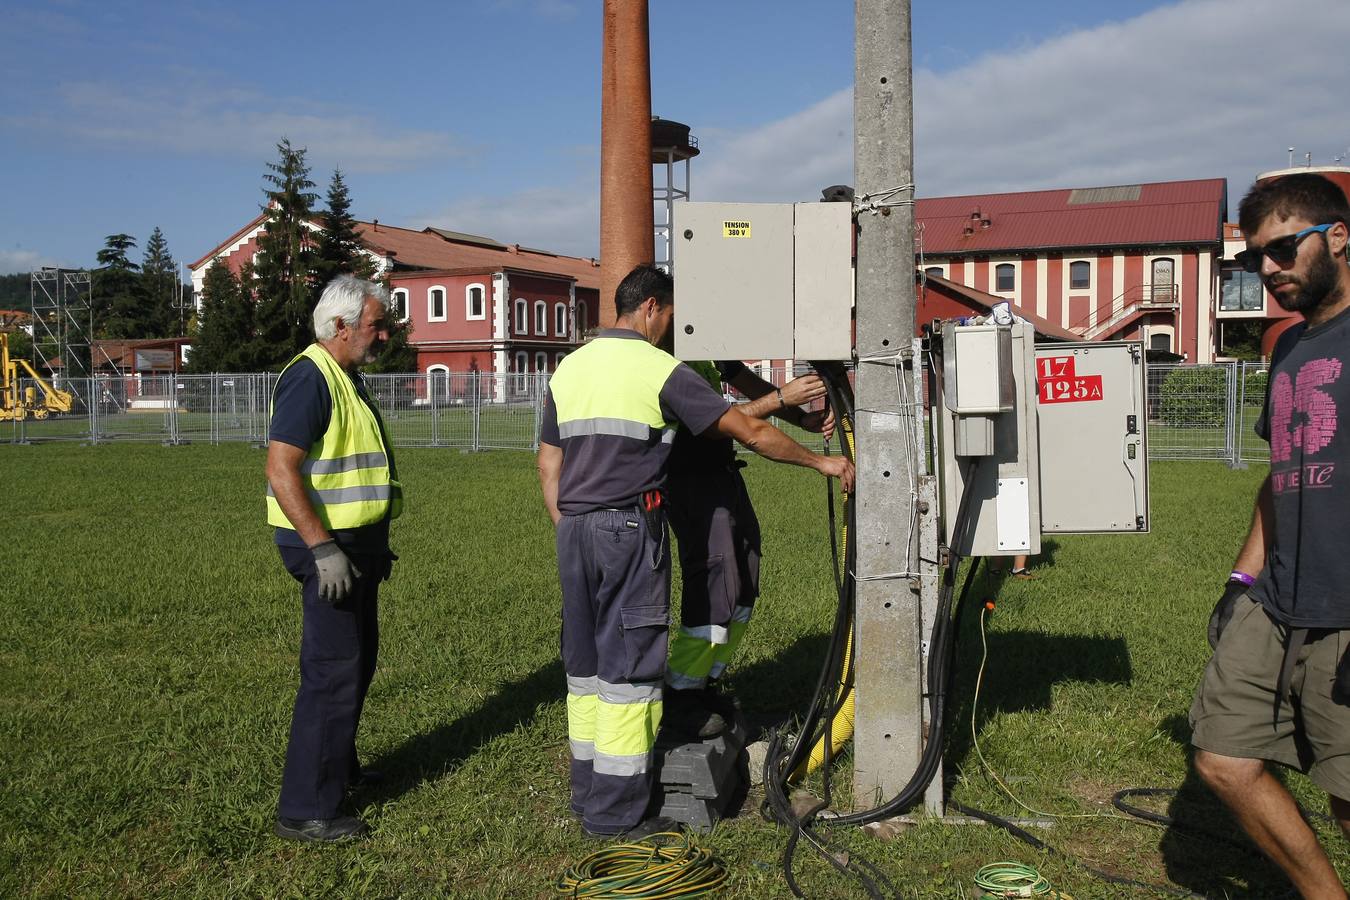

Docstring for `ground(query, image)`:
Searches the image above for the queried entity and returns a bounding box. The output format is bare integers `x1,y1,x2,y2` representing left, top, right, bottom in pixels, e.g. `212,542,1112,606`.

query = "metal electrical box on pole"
851,0,930,812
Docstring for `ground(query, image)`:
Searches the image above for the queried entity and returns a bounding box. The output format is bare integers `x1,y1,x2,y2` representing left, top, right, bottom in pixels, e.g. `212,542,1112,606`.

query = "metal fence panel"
1,362,1274,465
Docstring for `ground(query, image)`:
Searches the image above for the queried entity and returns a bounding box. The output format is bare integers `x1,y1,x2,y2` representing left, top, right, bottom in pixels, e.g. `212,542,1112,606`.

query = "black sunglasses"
1234,223,1334,273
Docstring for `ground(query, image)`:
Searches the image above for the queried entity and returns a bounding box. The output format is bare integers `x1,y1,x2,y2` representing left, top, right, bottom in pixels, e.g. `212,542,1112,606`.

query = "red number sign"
1036,356,1103,404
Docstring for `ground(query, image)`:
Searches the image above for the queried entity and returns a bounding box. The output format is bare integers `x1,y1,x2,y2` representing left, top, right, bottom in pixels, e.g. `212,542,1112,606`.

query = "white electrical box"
938,322,1041,556
673,201,853,361
1035,341,1149,533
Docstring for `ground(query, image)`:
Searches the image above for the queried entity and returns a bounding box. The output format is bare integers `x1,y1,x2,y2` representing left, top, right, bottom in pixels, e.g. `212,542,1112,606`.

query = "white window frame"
576,300,588,338
426,363,450,401
1068,260,1092,292
992,261,1017,295
1062,257,1097,297
513,351,528,394
391,288,410,323
514,298,528,334
556,351,567,368
465,282,486,321
535,351,547,373
534,300,547,336
923,265,947,279
554,302,567,337
427,285,448,322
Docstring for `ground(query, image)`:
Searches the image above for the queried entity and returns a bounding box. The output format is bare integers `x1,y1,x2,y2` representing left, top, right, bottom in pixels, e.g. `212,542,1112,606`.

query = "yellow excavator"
1,323,73,421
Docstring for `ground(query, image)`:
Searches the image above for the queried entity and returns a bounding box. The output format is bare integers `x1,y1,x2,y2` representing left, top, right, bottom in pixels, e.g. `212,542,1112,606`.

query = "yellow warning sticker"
722,220,752,238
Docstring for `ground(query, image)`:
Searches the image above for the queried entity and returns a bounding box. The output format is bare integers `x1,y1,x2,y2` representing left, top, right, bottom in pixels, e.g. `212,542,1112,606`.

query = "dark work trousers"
667,465,761,629
558,508,670,835
277,544,382,821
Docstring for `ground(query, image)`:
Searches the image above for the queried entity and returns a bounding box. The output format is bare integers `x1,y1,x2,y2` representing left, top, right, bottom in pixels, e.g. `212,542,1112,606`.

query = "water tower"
651,117,699,274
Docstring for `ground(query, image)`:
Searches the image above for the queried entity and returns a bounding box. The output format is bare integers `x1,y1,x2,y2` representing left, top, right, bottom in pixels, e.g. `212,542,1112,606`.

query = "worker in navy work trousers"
662,360,834,734
265,274,401,843
537,264,854,840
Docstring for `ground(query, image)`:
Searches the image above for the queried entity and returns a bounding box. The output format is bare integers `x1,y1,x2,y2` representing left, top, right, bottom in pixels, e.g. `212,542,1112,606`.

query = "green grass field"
1,445,1341,898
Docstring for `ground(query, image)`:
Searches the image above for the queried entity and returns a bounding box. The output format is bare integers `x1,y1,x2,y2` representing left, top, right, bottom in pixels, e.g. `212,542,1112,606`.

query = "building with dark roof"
914,178,1227,362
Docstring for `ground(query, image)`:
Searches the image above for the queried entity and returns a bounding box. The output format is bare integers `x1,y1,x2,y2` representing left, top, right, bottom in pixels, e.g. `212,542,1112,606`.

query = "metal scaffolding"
29,267,100,402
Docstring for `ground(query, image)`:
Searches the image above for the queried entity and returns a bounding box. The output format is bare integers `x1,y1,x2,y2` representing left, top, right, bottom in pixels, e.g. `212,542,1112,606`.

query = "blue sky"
2,0,1346,275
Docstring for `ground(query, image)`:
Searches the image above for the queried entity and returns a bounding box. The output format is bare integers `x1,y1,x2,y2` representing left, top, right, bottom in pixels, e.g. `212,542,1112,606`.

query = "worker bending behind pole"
537,265,854,839
265,275,401,842
663,360,834,734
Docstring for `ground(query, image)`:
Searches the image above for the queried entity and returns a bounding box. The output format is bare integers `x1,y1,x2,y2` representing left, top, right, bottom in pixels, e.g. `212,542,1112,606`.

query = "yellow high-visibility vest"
549,335,681,442
265,344,402,530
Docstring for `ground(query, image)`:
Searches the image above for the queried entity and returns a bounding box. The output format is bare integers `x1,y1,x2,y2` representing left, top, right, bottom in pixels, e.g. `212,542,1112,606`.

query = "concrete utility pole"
852,0,932,812
598,0,655,329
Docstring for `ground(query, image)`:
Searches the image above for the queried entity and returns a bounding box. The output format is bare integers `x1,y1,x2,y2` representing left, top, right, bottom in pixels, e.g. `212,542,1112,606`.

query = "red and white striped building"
188,215,601,378
914,178,1228,362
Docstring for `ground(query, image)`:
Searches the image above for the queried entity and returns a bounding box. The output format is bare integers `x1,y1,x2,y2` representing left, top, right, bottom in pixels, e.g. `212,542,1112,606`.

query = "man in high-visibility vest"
537,264,854,840
265,274,401,843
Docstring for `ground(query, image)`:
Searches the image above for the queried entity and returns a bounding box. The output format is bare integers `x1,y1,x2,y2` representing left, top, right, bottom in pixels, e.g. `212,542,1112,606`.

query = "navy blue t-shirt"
1252,304,1350,627
269,358,391,555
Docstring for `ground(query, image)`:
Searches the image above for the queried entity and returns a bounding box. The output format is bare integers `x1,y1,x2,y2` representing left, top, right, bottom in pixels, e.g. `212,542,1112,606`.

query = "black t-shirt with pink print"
1254,304,1350,627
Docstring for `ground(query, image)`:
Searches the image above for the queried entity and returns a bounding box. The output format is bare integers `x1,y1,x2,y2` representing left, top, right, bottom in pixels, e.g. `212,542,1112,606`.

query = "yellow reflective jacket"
265,344,403,531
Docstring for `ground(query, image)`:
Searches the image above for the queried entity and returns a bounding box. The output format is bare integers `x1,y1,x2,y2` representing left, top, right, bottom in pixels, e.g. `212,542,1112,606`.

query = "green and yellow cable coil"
973,862,1072,899
553,831,727,899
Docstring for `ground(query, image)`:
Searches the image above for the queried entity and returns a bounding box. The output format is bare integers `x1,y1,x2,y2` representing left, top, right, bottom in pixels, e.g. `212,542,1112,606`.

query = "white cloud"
394,0,1350,256
664,0,1350,209
9,79,464,174
0,248,70,275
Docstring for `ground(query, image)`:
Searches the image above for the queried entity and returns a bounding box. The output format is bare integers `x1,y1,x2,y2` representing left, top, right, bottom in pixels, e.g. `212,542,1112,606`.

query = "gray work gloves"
311,539,362,603
1207,580,1249,650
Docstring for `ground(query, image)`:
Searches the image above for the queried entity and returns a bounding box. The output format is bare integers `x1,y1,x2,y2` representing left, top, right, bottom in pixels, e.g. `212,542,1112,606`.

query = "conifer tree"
95,233,148,339
141,226,180,336
313,169,376,294
189,260,255,372
250,139,317,368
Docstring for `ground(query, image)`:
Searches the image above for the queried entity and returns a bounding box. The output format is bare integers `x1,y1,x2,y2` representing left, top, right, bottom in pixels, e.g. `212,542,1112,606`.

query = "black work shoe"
663,689,727,739
274,815,370,842
584,815,681,842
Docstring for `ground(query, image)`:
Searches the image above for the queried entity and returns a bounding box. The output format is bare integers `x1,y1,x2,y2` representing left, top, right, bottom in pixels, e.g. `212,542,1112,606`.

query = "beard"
1267,239,1343,313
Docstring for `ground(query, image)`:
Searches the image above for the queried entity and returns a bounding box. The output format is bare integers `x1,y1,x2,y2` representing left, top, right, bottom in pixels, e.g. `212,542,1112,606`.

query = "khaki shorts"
1190,594,1350,799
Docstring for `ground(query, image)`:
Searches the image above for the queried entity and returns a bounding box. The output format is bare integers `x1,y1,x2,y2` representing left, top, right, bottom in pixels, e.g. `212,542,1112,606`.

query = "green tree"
95,233,149,338
249,139,317,368
141,226,180,336
313,169,376,294
189,260,256,373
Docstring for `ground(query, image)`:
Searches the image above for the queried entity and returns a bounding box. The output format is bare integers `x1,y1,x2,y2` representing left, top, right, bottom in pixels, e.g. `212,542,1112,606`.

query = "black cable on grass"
948,800,1209,899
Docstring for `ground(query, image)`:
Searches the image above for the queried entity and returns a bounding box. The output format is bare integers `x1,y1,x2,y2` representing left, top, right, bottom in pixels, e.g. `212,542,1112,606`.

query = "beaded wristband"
1228,570,1255,587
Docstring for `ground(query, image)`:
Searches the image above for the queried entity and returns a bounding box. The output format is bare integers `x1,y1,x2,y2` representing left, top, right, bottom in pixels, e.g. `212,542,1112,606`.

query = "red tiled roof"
922,274,1080,342
191,212,601,291
356,222,601,290
917,178,1227,254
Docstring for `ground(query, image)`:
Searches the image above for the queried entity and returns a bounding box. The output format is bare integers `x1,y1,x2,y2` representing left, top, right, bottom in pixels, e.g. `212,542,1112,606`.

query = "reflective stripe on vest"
549,336,682,444
265,344,403,530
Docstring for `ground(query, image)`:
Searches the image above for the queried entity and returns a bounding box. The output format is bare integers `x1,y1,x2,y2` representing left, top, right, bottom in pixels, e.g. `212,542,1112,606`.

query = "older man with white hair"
264,274,402,842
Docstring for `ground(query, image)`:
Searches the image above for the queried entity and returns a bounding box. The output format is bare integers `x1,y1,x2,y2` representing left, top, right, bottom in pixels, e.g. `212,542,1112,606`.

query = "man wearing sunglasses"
1191,173,1350,898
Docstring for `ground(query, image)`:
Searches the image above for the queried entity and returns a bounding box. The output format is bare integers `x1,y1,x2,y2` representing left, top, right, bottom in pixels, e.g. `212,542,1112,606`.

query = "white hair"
313,275,390,340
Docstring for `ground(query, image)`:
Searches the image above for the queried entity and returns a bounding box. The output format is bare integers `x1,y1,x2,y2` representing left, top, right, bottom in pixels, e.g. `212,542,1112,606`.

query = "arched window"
514,298,528,334
427,364,450,401
465,283,486,320
513,351,528,394
428,286,447,322
534,300,547,335
535,351,547,373
577,300,589,334
1069,261,1091,291
391,288,409,322
554,303,567,337
556,351,567,367
994,263,1015,293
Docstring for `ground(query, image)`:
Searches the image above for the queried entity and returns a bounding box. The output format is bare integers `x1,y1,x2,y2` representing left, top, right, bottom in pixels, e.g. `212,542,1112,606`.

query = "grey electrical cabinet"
1034,340,1149,533
672,201,852,361
938,322,1041,556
